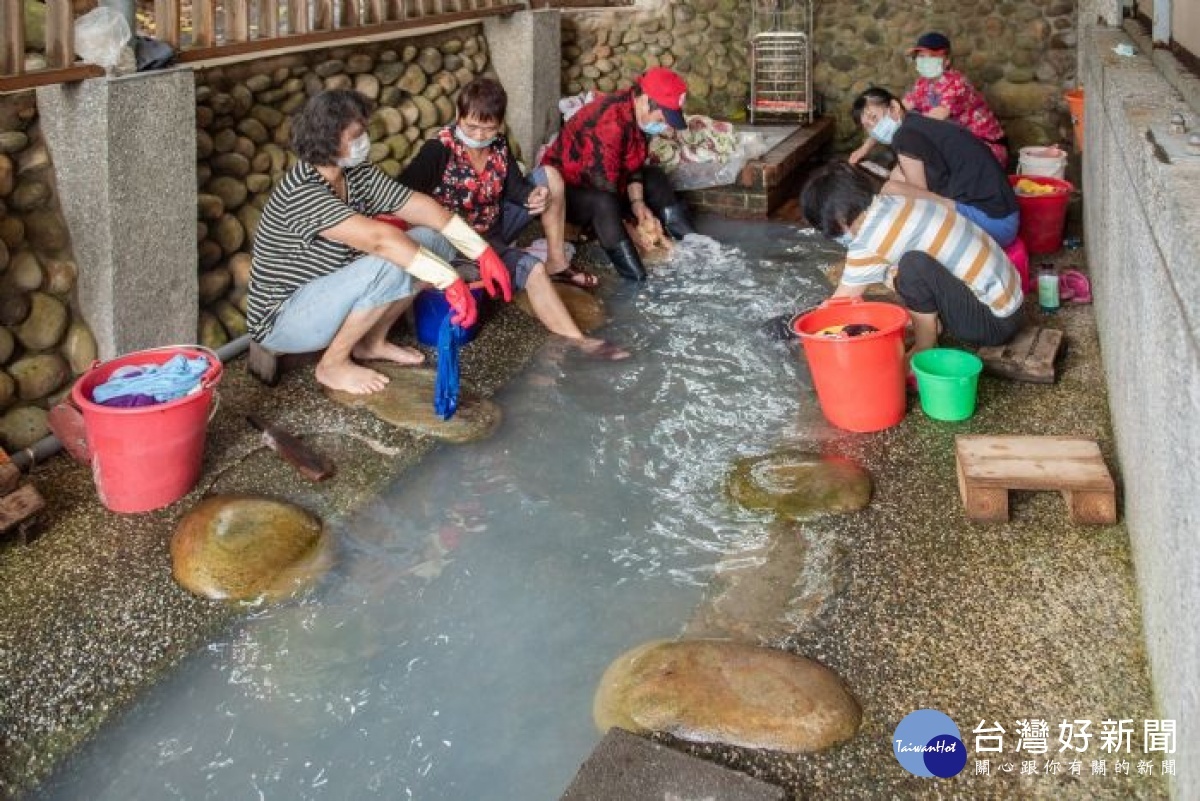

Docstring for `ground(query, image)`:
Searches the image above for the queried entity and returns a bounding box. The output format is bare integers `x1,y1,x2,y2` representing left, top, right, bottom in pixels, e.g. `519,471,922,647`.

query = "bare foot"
577,337,631,361
351,341,426,366
316,360,391,394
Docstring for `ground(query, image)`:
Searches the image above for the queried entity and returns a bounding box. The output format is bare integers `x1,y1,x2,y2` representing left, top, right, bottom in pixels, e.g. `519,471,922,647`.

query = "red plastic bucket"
1010,175,1073,255
71,346,222,513
792,298,910,432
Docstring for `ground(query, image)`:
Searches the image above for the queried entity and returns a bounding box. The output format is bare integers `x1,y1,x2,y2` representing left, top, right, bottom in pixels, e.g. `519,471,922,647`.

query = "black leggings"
563,166,679,249
894,251,1024,346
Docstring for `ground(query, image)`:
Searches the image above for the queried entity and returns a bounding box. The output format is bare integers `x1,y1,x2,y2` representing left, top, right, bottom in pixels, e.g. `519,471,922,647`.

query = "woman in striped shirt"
801,162,1024,361
248,90,513,395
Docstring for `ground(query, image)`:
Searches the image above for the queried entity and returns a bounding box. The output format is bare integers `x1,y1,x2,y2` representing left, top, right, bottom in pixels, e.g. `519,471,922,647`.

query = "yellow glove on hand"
405,247,460,290
439,215,488,260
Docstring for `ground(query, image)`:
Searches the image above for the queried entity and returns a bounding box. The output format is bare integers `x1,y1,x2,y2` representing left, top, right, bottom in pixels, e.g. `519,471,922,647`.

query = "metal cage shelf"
748,0,814,125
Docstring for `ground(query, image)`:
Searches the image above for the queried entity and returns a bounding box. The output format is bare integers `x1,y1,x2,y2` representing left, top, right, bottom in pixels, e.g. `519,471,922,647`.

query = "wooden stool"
956,435,1117,525
247,341,280,387
977,326,1065,384
0,448,45,543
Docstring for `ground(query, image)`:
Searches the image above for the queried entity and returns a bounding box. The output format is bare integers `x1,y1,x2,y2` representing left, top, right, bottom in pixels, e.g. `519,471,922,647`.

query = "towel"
434,317,468,421
92,354,210,404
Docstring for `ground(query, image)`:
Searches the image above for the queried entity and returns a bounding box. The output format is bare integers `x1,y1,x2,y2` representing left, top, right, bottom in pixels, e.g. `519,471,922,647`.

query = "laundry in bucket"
92,354,211,406
434,316,468,421
816,323,879,339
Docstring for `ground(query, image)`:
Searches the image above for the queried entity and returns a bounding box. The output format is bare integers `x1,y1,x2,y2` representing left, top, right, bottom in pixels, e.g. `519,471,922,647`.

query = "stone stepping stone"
324,364,500,444
170,495,333,602
514,282,608,334
727,448,871,520
594,639,861,754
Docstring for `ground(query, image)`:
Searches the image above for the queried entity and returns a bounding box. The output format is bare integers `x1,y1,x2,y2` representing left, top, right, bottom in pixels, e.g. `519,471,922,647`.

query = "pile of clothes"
92,354,211,407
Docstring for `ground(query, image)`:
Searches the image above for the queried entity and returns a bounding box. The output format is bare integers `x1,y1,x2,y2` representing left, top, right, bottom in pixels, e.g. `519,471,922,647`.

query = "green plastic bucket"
911,348,983,421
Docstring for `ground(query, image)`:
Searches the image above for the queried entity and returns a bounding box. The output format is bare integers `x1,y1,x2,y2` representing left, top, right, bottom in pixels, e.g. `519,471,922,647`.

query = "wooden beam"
365,0,385,25
1,0,24,77
259,0,280,39
44,0,74,69
227,0,251,42
340,0,360,28
313,0,334,30
192,0,217,46
155,0,182,48
0,64,105,93
176,4,523,62
287,0,310,34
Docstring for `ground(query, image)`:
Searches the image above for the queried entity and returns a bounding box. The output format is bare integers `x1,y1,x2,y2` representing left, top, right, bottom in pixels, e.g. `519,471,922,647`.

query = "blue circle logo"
893,709,967,778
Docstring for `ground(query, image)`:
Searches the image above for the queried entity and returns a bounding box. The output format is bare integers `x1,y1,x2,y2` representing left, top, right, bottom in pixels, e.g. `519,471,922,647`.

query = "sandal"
551,264,599,290
1059,269,1092,304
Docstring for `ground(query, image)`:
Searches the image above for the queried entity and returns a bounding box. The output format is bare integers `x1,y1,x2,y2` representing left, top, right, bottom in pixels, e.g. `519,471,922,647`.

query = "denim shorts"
258,254,415,353
956,203,1020,248
407,167,549,291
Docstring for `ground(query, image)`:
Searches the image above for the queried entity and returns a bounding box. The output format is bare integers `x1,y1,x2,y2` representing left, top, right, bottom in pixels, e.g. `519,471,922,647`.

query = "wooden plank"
259,0,280,39
44,0,74,69
0,64,105,94
364,0,385,24
287,0,310,34
0,483,45,536
226,0,251,42
313,0,334,30
155,0,182,48
1063,489,1118,526
193,0,217,47
978,326,1063,384
964,459,1113,492
957,458,1008,522
1,0,25,77
957,435,1103,463
339,0,360,28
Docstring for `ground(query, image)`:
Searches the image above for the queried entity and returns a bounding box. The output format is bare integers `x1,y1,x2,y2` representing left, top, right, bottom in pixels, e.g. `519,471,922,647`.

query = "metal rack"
748,0,814,124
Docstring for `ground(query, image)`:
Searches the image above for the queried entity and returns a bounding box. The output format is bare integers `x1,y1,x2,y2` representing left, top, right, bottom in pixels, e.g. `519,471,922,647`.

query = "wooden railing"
0,0,523,94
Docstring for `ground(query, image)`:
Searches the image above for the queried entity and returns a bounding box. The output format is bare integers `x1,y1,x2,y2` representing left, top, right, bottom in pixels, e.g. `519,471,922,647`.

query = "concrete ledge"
1081,24,1200,800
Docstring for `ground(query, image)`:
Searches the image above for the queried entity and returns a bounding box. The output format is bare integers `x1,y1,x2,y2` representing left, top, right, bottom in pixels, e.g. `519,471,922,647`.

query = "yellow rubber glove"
405,247,460,290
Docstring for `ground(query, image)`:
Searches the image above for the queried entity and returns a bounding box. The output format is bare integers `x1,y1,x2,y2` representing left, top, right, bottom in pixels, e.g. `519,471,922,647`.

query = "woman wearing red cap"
540,67,697,282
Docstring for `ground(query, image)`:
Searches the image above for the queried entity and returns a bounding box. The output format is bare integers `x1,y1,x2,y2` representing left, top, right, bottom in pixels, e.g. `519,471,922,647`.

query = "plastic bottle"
1038,264,1060,313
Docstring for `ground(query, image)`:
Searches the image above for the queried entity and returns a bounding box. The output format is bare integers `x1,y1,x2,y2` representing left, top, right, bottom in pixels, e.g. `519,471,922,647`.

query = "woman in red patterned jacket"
540,67,697,282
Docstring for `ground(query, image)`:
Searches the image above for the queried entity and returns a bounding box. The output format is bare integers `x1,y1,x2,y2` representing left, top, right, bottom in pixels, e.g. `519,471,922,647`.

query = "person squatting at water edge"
847,32,1008,167
246,89,514,396
848,86,1020,249
400,77,630,361
539,67,698,282
801,162,1023,366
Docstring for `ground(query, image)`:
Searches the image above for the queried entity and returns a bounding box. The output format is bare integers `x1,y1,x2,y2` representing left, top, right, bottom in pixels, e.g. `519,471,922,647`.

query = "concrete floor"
0,233,1167,799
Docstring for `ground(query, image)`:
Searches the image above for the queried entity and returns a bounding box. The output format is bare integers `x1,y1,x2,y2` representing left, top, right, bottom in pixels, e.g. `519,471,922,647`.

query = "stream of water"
35,219,838,800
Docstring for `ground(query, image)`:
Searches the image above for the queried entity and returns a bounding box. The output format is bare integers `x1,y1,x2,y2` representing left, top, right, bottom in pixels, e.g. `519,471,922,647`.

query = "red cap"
638,67,688,129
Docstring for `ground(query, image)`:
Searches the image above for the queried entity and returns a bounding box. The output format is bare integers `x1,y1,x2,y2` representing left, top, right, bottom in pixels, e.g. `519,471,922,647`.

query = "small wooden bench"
247,341,280,387
956,435,1117,525
977,326,1065,384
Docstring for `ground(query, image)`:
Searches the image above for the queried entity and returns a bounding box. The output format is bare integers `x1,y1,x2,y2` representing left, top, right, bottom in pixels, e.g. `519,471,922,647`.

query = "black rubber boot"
604,239,648,282
661,204,696,240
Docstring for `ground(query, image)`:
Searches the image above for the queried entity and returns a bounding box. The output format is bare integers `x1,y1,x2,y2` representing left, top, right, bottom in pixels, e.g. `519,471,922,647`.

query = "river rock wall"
0,93,99,452
559,0,1077,152
192,27,496,349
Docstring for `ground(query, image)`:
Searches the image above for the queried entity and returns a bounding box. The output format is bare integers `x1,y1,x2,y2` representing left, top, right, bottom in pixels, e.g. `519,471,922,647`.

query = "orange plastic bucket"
791,298,909,432
1010,175,1073,255
1064,88,1084,152
71,346,222,513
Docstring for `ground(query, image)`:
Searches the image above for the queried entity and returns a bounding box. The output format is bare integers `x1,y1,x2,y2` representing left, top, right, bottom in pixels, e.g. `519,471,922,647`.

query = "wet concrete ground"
0,230,1166,799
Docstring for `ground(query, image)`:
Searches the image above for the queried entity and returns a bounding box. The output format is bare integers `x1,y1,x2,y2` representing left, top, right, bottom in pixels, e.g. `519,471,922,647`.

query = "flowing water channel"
35,219,839,801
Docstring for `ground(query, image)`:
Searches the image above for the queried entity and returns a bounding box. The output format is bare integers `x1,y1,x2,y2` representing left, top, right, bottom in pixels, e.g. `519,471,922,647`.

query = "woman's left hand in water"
478,247,514,302
525,186,549,215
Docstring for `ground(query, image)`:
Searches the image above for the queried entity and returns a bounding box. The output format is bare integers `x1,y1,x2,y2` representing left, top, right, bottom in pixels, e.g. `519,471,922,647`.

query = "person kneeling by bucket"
800,162,1025,365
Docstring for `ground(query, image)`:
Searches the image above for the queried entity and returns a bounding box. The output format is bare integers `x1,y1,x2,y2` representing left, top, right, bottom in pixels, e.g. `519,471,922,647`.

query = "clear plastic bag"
75,7,131,69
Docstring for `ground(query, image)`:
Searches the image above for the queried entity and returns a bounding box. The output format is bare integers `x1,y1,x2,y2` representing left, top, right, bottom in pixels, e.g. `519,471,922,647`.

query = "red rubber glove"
443,278,477,329
477,247,513,303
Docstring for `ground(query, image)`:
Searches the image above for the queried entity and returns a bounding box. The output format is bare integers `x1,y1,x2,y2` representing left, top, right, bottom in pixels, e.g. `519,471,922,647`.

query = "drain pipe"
9,335,252,472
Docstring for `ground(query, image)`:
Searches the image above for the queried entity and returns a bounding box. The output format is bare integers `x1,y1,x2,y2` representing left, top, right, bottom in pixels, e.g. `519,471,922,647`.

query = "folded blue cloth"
92,355,211,404
434,317,468,421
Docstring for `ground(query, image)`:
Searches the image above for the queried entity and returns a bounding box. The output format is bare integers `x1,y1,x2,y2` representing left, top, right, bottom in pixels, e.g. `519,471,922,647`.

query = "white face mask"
454,125,496,150
915,56,945,80
337,132,371,168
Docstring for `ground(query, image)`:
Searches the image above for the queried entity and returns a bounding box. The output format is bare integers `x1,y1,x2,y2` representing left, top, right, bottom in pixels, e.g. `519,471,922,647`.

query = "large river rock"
727,448,871,520
594,639,861,753
171,495,333,602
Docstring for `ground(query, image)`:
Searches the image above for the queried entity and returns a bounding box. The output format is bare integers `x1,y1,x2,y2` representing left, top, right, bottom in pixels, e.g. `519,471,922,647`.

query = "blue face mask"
834,231,855,248
640,120,669,136
454,125,496,150
870,113,900,145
